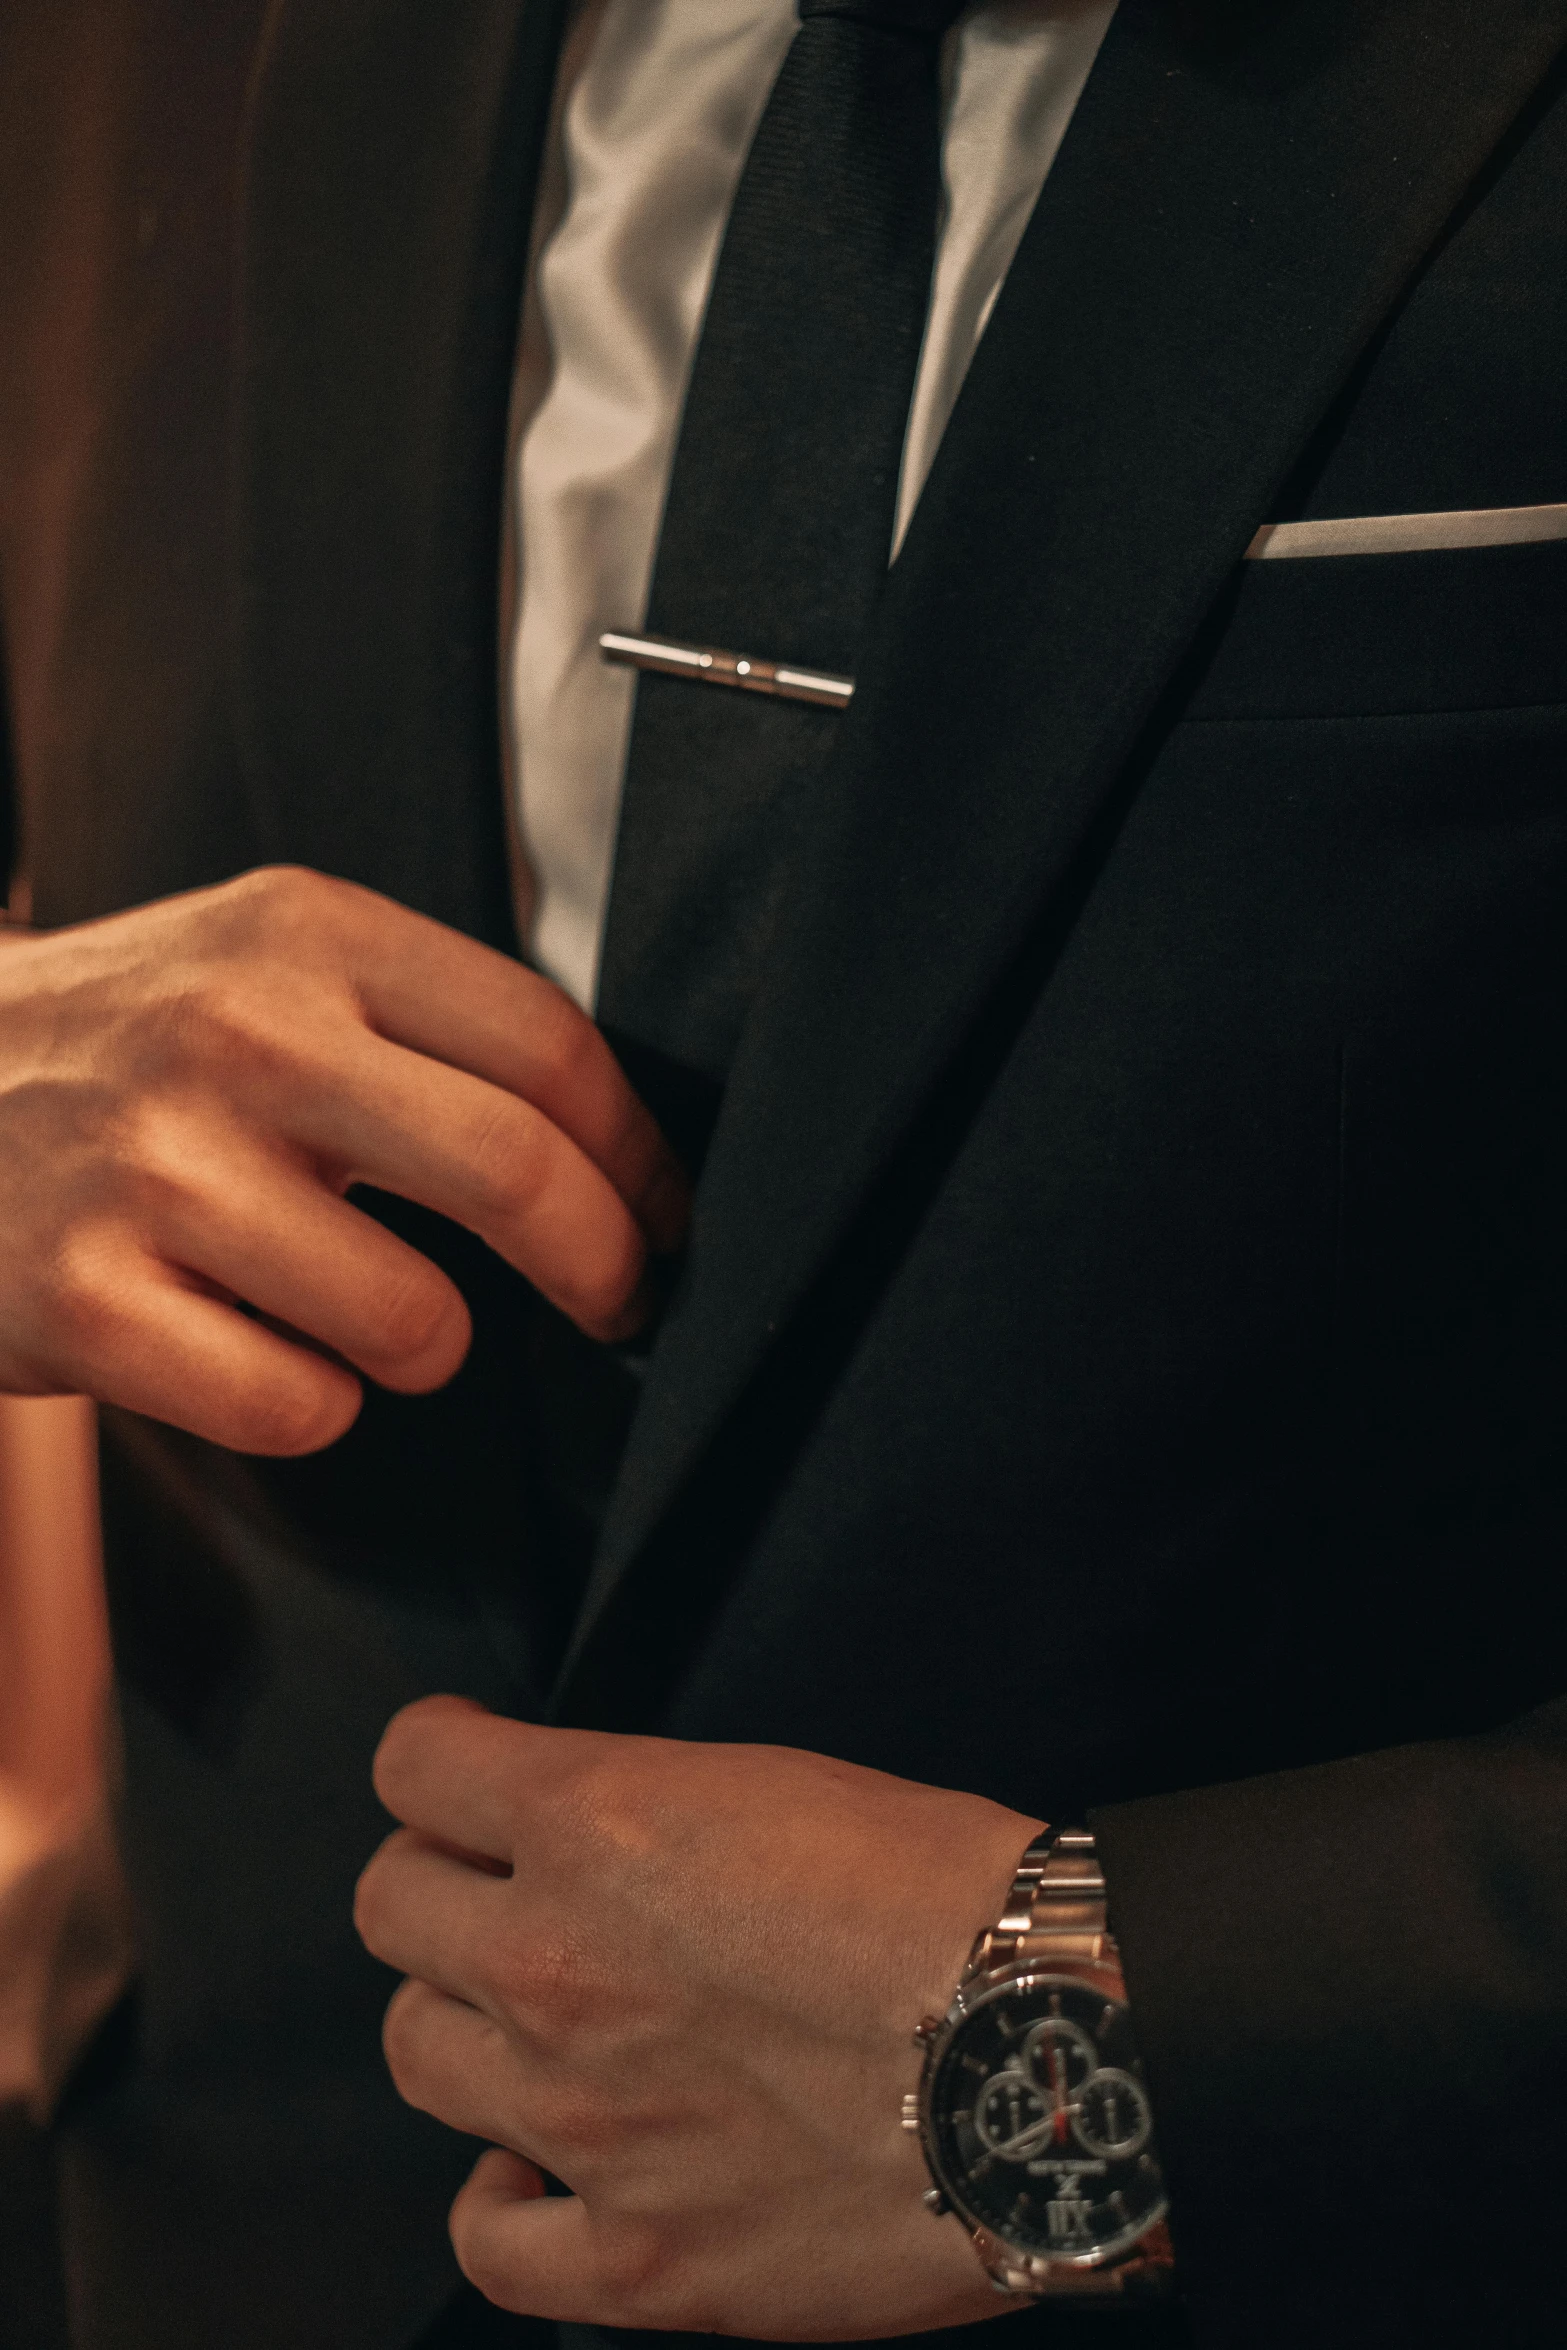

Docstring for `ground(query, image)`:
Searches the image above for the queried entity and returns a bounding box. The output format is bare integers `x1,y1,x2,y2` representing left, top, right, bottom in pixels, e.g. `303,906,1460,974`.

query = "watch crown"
900,2093,921,2133
912,2016,942,2048
921,2187,951,2217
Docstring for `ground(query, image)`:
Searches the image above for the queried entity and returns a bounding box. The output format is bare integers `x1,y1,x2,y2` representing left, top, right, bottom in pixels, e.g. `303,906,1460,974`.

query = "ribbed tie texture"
595,0,969,1144
798,1,968,29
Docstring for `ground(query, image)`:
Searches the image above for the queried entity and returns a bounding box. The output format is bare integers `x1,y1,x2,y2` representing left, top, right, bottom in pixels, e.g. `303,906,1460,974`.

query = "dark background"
0,2105,68,2348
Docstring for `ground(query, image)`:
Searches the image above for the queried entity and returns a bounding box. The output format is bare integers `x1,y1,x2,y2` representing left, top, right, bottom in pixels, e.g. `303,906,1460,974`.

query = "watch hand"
998,2112,1058,2160
1051,2040,1070,2146
999,2095,1089,2162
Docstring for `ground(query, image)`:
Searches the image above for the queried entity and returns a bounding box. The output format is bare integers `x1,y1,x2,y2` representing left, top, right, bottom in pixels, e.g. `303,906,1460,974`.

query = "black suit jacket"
4,4,1567,2347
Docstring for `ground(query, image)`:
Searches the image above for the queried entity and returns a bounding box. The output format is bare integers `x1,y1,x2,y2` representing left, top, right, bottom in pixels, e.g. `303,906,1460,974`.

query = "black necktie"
595,0,969,1152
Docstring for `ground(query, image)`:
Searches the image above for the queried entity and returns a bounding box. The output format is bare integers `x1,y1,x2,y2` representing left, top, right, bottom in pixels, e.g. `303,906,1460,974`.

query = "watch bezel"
917,1957,1170,2281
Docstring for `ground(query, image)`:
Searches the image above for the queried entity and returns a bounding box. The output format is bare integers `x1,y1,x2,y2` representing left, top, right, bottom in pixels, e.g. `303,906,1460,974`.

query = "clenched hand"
356,1698,1042,2339
0,867,687,1452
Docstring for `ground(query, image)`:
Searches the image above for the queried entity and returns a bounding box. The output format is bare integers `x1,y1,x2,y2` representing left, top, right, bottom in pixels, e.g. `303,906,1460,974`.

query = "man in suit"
2,1,1566,2346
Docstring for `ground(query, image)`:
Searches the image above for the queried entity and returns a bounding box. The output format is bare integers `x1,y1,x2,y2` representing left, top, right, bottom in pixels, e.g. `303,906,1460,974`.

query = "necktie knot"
796,0,969,38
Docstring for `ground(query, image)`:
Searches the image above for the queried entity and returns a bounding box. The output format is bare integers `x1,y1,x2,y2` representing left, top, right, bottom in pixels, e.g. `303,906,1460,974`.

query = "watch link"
903,1828,1176,2298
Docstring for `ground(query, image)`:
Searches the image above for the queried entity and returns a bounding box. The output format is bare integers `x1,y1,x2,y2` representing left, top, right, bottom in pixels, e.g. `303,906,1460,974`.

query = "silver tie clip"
599,630,854,709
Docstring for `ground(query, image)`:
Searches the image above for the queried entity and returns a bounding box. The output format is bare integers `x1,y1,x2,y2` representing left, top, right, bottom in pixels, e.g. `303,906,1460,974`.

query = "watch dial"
924,1973,1168,2266
1073,2067,1153,2162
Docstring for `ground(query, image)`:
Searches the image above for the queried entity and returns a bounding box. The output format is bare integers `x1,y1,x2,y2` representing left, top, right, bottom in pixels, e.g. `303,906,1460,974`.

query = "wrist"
905,1825,1177,2300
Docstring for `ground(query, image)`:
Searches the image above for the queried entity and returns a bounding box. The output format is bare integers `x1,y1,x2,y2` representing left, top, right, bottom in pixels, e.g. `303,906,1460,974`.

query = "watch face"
923,1971,1168,2267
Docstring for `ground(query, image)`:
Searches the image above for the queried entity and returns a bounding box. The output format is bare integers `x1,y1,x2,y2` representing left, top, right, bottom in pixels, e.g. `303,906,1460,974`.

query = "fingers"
380,1981,636,2285
288,1033,657,1343
7,871,688,1381
356,1833,510,2000
381,1978,541,2148
46,1228,363,1455
450,2153,610,2325
0,871,691,1435
451,2149,701,2330
370,1698,563,1857
142,1122,473,1394
343,898,690,1252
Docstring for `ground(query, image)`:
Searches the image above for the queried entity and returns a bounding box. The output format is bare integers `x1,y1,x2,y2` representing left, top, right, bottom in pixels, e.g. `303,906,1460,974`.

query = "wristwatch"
902,1827,1176,2298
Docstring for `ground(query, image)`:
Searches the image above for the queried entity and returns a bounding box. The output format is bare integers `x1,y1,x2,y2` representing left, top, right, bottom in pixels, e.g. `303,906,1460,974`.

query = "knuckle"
211,865,369,971
369,1706,420,1792
101,1095,206,1217
464,1098,548,1228
465,1104,563,1250
450,2204,522,2311
45,1237,124,1358
176,975,291,1082
544,2080,624,2165
552,1747,636,1847
548,1758,661,1902
379,1981,426,2093
231,863,337,930
598,2221,676,2321
242,1365,359,1456
460,1107,647,1336
370,1261,465,1370
493,1919,597,2037
564,1219,645,1334
532,992,602,1098
351,1851,390,1948
370,1702,440,1810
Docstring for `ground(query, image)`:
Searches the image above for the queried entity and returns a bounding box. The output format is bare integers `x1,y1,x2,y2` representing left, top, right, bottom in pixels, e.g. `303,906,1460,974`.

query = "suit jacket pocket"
1184,536,1567,721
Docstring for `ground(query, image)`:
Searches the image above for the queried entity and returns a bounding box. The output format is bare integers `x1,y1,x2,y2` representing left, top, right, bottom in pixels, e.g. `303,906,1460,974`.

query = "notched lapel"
232,0,568,945
556,0,1567,1719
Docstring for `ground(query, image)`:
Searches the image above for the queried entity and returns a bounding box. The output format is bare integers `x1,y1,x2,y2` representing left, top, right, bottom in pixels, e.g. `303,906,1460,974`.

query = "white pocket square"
1245,502,1567,560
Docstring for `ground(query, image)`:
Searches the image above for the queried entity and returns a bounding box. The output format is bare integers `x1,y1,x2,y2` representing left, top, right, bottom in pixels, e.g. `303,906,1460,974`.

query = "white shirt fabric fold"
507,0,1118,1012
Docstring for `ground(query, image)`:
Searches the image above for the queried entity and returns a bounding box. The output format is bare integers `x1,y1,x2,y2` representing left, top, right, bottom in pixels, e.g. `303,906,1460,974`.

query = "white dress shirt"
507,0,1117,1013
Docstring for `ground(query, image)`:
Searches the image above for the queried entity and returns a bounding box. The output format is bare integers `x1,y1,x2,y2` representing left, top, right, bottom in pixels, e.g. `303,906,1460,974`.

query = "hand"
355,1697,1043,2339
0,869,687,1452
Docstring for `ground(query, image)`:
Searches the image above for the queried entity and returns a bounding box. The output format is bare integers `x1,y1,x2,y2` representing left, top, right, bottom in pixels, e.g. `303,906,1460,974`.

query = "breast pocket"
1184,533,1567,722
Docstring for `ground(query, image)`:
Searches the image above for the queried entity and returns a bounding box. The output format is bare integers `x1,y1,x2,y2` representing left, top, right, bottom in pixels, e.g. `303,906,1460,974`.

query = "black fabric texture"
596,1,965,1091
231,0,573,949
1185,537,1567,720
0,2106,69,2350
1094,1700,1567,2346
407,2286,558,2348
1,2,1567,2347
552,0,1567,1721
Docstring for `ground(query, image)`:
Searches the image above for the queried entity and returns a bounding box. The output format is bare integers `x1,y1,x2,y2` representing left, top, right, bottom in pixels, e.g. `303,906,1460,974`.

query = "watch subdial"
1071,2066,1153,2162
1022,2014,1098,2107
973,2065,1053,2162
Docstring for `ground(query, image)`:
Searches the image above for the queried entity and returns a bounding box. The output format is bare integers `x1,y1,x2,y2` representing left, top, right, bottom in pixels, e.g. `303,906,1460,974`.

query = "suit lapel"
231,0,570,947
555,0,1567,1718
